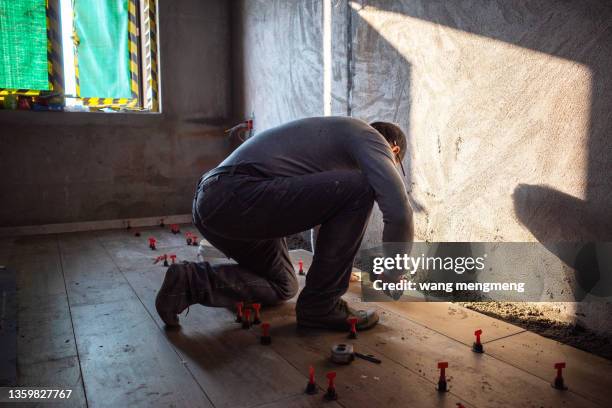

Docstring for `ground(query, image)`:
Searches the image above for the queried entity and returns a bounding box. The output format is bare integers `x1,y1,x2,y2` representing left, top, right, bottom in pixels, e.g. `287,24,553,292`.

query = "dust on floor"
461,301,612,360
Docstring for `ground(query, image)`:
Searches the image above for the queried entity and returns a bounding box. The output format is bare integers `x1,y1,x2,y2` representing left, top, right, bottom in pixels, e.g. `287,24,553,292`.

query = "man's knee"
275,270,299,302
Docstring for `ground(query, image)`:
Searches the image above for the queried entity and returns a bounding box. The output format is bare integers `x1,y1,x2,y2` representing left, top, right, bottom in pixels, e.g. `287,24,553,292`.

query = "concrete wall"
0,0,232,227
232,0,349,130
233,0,612,333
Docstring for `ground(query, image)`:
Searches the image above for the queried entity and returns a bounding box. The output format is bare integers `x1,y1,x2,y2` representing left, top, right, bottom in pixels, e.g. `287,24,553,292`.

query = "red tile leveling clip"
437,362,449,392
472,329,484,353
552,362,568,390
260,322,271,345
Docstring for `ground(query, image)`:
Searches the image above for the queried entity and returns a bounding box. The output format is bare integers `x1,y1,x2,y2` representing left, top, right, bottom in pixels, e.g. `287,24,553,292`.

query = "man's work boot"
296,299,379,331
155,263,194,327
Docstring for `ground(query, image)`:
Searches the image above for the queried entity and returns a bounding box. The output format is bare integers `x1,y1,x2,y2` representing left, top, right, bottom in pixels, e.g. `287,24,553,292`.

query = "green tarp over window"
0,0,49,90
75,0,131,98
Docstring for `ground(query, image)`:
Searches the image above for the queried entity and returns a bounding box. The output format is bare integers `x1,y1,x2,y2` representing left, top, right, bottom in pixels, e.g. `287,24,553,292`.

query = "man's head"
370,122,407,173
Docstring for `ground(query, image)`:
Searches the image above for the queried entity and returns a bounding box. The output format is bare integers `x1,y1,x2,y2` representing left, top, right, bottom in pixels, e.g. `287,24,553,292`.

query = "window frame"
0,0,160,113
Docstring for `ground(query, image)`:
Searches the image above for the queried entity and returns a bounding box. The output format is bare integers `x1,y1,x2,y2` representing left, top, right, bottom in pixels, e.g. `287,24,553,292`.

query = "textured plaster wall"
350,0,612,246
233,0,612,333
0,0,233,227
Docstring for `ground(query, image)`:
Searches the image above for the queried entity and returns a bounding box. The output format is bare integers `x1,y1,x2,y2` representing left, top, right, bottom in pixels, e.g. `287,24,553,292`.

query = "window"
0,0,160,112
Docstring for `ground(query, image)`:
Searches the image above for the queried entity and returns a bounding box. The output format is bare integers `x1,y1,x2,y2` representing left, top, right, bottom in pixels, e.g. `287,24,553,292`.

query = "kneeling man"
156,116,413,331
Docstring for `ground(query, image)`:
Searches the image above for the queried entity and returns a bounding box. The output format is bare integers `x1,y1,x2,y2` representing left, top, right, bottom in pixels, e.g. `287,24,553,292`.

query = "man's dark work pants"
192,164,374,317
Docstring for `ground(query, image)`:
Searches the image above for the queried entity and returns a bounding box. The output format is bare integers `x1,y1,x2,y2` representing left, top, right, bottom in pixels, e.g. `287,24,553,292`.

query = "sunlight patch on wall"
349,2,592,201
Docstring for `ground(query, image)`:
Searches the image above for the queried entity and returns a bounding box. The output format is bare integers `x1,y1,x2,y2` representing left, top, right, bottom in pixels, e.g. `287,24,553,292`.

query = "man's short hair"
369,121,407,161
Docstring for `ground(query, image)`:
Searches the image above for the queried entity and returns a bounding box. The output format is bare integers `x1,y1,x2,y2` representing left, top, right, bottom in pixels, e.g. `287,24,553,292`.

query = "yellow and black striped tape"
73,8,81,98
150,0,159,111
46,0,63,95
128,0,140,102
141,0,151,108
81,97,138,107
0,89,42,96
146,0,159,111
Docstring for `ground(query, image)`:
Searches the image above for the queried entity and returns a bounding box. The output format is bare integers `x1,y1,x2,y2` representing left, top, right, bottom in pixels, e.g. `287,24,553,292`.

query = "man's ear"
391,145,401,155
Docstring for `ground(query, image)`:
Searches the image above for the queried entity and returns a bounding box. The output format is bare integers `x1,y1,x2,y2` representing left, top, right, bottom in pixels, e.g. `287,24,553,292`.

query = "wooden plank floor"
3,226,610,407
6,235,87,408
0,265,17,387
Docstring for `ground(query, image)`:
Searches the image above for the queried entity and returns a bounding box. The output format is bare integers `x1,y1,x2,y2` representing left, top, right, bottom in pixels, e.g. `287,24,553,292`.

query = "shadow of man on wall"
513,184,612,301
